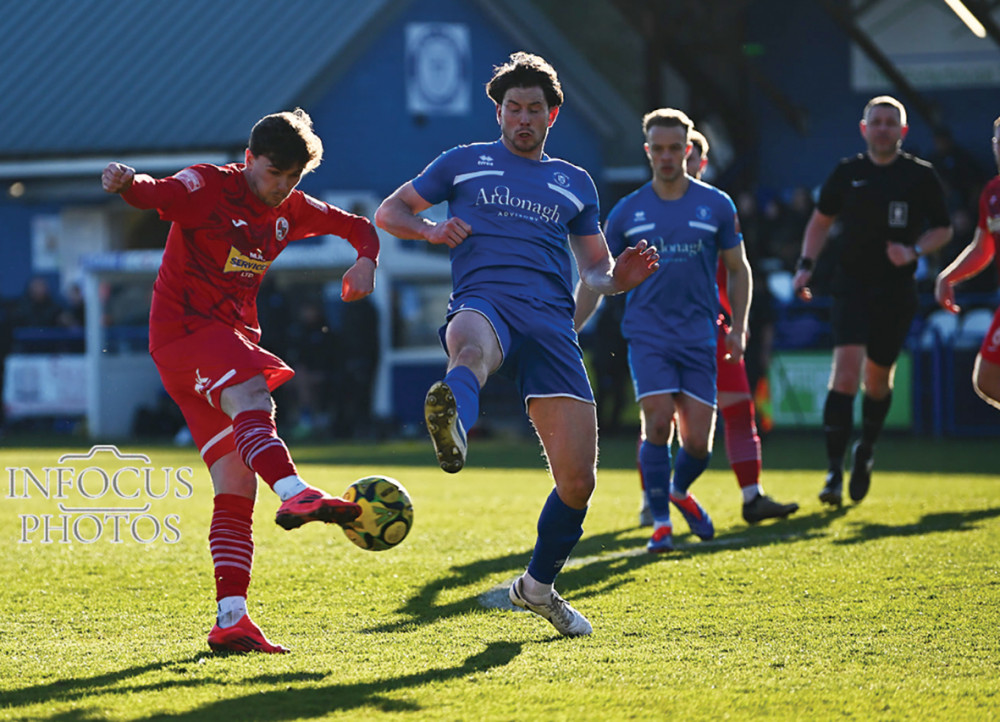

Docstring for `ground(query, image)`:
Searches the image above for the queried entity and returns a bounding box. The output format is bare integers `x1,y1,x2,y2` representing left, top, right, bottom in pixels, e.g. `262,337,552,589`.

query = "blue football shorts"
627,338,717,407
439,292,595,408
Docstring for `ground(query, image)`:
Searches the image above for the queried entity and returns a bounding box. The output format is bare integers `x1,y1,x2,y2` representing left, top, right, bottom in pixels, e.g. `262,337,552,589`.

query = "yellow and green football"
342,475,414,551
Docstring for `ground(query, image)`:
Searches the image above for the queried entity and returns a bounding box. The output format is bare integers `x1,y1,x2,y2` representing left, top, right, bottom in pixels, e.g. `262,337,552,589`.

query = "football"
342,475,414,551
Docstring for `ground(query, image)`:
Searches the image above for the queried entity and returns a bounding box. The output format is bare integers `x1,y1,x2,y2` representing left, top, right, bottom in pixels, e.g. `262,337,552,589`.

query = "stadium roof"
0,0,638,176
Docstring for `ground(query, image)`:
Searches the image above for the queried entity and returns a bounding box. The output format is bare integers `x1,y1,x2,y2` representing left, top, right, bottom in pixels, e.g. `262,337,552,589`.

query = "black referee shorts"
830,282,917,368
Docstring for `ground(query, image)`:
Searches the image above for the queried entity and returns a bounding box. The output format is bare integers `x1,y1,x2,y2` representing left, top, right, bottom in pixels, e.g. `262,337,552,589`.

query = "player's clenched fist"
102,163,135,194
427,217,472,248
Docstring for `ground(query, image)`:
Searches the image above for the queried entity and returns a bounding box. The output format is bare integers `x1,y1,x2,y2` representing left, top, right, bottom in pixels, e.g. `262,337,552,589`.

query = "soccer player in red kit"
935,115,1000,410
637,129,798,527
102,109,380,654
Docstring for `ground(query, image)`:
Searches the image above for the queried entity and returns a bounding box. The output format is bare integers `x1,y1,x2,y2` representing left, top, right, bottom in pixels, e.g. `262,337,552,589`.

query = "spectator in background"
930,128,988,215
283,297,335,439
330,293,380,439
12,277,62,328
59,282,86,328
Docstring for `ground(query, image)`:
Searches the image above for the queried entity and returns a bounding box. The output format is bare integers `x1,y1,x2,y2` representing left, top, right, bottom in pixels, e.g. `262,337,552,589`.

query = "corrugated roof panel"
0,0,392,158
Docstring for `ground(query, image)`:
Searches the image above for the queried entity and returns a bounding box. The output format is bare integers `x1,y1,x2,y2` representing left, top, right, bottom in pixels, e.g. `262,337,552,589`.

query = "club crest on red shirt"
173,168,204,193
276,217,289,241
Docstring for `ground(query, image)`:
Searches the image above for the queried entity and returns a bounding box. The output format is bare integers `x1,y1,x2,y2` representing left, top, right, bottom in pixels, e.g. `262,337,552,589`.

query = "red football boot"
274,487,361,530
208,614,289,654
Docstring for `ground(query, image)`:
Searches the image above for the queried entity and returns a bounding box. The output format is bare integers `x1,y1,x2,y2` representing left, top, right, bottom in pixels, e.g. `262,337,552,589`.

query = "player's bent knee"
555,474,595,509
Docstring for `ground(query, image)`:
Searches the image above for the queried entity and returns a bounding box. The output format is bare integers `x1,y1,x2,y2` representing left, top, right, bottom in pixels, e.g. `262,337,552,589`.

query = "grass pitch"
0,434,998,720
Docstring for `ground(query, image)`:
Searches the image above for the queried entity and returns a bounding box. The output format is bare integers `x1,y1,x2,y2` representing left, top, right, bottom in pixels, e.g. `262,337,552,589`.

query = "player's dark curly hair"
248,108,323,174
486,52,563,108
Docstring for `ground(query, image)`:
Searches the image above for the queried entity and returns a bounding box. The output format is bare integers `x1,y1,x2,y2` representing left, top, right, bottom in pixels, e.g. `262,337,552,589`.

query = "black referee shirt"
817,152,950,286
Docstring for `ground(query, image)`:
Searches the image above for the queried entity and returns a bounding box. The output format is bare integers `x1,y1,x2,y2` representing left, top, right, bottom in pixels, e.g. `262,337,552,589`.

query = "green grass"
0,435,998,720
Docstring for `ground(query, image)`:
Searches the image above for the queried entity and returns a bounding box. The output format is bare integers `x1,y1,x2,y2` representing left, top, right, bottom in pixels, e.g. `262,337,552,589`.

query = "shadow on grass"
7,643,522,721
362,507,848,635
1,654,323,713
832,505,1000,545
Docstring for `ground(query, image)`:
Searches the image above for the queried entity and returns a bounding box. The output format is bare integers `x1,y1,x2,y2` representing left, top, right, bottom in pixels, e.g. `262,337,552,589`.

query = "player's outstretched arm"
935,227,996,314
102,163,135,194
375,181,471,248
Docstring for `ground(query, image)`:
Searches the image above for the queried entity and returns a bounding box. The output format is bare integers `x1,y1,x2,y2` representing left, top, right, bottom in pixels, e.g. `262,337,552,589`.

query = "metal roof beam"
958,0,1000,47
819,0,943,130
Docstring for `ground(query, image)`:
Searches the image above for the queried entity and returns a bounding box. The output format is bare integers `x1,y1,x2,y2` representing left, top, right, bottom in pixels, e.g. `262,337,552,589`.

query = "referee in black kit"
792,96,952,507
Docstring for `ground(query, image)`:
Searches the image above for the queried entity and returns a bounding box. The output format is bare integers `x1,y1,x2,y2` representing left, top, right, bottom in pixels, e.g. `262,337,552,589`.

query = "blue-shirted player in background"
577,108,752,553
375,52,659,636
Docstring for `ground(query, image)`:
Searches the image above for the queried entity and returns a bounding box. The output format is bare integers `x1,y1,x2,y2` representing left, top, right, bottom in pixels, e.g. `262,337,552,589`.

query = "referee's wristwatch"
796,256,814,272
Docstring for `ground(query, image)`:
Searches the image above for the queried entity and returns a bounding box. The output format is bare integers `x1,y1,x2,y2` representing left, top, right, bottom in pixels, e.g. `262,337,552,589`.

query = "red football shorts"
151,322,294,468
716,318,751,395
979,307,1000,365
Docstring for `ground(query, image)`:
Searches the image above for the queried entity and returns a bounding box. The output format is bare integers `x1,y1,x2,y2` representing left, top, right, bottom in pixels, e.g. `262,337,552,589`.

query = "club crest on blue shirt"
696,206,712,221
553,172,570,187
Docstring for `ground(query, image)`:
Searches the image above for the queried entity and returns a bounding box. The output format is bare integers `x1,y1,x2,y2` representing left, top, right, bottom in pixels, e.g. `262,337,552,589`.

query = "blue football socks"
444,365,480,435
670,447,710,497
527,489,587,584
639,440,672,523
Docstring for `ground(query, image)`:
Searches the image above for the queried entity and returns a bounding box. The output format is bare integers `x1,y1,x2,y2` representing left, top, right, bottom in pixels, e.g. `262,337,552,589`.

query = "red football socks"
210,494,254,601
721,399,762,490
232,409,298,488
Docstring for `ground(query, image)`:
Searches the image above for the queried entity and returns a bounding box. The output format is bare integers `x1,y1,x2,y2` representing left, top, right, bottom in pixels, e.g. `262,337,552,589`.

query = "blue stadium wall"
298,0,605,208
747,1,996,195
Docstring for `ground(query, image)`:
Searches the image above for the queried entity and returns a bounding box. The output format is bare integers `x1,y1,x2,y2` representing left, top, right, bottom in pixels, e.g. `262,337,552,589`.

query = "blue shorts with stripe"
439,292,595,407
627,338,717,407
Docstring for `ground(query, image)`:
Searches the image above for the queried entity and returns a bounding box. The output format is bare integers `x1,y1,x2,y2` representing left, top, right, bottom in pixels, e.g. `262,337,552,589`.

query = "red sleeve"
979,177,1000,238
120,164,219,227
291,193,381,265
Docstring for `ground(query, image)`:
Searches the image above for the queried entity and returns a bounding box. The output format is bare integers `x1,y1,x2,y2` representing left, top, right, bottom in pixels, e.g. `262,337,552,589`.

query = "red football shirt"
121,163,379,352
977,176,1000,285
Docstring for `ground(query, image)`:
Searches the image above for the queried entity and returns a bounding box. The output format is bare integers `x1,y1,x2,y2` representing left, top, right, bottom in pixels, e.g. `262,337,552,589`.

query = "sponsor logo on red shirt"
223,246,271,275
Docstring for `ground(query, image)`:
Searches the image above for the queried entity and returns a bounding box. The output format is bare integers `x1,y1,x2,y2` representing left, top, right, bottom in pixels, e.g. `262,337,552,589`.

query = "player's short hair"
689,128,709,158
642,108,694,139
248,108,323,174
486,52,564,109
863,96,907,126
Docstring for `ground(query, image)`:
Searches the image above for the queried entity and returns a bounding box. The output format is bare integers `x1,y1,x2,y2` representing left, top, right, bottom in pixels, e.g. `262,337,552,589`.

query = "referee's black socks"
860,391,892,451
823,390,856,471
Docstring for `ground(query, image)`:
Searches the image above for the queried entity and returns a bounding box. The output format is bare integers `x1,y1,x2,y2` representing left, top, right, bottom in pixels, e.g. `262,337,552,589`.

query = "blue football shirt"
605,179,742,347
411,139,601,309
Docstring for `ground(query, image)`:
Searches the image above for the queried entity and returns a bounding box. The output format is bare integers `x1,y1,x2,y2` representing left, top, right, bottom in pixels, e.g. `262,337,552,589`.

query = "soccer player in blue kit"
375,52,659,636
576,108,752,553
